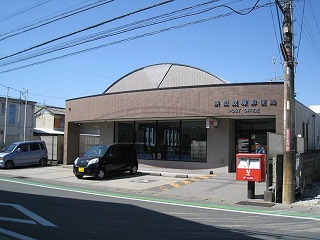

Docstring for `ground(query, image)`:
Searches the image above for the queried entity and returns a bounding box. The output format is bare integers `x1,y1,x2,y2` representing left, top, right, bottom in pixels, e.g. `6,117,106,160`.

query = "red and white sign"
286,128,290,152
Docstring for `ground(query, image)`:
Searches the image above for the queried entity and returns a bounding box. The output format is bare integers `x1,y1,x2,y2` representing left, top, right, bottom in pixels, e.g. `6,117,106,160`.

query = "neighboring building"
64,63,320,172
310,105,320,115
34,106,65,134
34,106,65,163
0,96,36,148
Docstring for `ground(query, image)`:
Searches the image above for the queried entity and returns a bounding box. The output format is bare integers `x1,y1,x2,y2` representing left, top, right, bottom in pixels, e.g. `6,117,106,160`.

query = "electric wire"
295,0,306,72
0,0,174,62
0,0,116,42
294,0,320,62
275,0,284,45
0,0,236,67
307,0,320,36
0,0,268,68
269,0,284,64
0,2,273,74
0,0,52,23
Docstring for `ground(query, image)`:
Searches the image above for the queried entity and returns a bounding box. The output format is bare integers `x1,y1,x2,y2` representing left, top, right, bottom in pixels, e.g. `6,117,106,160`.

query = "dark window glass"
135,121,156,160
156,121,180,161
117,122,134,143
236,119,275,131
181,120,207,162
30,143,40,151
9,105,16,125
19,144,29,152
117,120,207,163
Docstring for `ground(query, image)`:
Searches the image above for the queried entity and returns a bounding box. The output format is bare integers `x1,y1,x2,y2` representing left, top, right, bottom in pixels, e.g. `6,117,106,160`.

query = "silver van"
0,140,48,169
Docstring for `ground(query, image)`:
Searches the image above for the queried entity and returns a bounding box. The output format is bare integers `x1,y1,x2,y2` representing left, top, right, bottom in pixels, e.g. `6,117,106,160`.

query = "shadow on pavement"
1,189,269,240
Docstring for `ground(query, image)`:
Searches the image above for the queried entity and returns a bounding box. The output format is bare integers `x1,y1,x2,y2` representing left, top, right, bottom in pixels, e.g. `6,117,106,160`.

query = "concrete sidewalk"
138,164,268,205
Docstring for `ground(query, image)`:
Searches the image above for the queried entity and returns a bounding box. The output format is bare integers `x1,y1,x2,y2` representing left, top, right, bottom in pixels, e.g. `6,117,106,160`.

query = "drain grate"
236,201,275,208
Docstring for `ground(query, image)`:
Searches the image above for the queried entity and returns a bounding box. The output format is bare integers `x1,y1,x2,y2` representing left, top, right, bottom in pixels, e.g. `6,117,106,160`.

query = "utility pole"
272,57,276,81
277,0,296,204
23,89,28,141
3,87,9,147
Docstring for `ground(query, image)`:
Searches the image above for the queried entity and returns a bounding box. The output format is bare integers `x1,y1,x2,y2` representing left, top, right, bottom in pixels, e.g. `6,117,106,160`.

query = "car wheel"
130,165,138,175
4,161,14,169
39,158,47,166
95,168,105,180
75,175,83,179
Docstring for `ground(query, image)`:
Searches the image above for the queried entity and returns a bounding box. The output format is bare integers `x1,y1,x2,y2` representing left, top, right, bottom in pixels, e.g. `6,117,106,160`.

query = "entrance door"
233,118,276,171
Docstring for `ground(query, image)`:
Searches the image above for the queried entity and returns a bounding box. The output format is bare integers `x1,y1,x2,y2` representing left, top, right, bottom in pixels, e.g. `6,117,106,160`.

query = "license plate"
78,167,84,172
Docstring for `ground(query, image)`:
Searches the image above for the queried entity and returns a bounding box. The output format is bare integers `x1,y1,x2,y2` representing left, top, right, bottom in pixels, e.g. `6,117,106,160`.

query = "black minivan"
73,143,138,180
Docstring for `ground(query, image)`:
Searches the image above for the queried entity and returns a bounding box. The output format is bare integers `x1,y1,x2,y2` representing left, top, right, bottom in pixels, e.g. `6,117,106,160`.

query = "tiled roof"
35,106,65,115
46,106,65,115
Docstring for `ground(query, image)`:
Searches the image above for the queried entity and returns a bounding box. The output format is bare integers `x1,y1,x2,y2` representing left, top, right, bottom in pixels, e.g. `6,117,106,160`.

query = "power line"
0,0,230,66
0,0,115,42
294,0,320,62
269,0,283,64
307,0,320,36
0,0,174,62
0,0,52,23
0,0,269,68
0,2,273,74
295,0,306,70
0,82,66,100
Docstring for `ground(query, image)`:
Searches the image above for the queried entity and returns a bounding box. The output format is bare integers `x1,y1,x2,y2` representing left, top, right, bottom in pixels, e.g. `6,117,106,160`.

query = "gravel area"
293,181,320,206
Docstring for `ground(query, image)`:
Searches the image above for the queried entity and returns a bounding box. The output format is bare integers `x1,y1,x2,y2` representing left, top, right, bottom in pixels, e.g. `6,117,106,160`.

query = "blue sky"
0,0,319,108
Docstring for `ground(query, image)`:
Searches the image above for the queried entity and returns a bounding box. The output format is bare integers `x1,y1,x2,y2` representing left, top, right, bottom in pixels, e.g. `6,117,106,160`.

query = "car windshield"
1,143,18,153
83,145,109,157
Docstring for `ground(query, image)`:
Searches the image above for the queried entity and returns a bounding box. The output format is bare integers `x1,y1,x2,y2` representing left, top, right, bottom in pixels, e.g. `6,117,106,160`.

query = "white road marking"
0,202,57,227
0,227,37,240
0,216,36,225
1,177,320,222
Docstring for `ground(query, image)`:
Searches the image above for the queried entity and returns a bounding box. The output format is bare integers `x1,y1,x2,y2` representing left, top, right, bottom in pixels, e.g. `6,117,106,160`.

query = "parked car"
73,143,138,180
0,140,48,169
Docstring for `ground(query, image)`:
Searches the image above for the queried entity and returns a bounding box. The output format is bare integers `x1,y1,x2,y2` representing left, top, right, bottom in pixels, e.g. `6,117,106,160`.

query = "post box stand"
236,153,266,199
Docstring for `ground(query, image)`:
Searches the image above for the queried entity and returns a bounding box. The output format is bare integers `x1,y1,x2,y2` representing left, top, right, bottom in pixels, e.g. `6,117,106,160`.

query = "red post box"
236,153,266,182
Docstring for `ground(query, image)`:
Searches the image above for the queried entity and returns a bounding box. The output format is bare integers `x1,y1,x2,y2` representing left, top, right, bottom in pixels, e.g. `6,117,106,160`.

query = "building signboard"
214,99,277,114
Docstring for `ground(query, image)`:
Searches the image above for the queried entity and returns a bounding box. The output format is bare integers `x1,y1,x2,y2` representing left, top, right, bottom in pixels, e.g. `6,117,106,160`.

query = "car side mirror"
16,148,22,153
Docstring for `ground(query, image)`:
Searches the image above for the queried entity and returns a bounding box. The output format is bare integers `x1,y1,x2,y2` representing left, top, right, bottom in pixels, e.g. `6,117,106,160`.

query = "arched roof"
104,63,227,94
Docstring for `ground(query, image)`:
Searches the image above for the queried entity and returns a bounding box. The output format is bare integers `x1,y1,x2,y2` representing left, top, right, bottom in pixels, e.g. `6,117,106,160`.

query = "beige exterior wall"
36,112,54,129
66,83,284,124
64,83,284,165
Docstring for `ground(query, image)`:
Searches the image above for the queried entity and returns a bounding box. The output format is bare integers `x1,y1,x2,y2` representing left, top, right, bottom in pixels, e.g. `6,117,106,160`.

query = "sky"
0,0,319,108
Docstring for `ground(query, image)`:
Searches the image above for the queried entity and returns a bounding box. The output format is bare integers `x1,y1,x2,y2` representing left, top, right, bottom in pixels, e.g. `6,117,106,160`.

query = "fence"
297,151,320,190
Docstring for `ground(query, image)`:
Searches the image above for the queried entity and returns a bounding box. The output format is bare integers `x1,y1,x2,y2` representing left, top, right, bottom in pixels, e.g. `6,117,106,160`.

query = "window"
19,144,29,152
1,103,5,115
116,120,207,162
30,143,40,151
181,120,207,162
156,121,180,161
135,121,156,160
116,122,134,143
40,143,45,149
9,105,16,125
